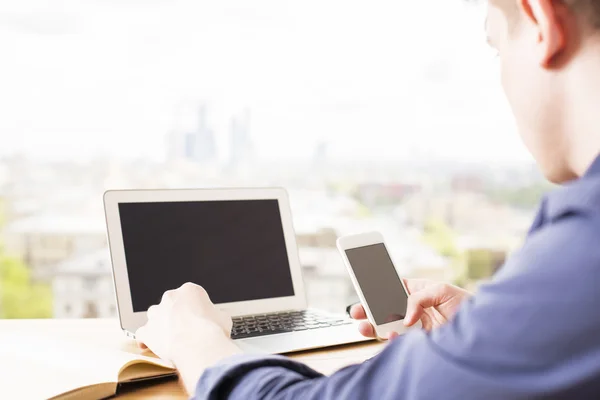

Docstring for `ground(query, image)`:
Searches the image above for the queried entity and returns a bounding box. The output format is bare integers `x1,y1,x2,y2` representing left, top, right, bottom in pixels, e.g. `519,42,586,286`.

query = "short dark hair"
498,0,600,29
566,0,600,28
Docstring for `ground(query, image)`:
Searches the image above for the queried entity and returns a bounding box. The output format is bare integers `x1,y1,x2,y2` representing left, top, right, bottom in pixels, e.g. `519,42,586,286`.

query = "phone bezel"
337,231,417,339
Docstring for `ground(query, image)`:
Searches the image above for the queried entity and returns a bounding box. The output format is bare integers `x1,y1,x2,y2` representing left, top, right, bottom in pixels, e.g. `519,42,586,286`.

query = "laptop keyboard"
231,310,353,339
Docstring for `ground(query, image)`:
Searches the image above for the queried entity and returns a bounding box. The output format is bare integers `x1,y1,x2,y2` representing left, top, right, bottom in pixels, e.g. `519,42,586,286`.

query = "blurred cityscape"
0,104,552,319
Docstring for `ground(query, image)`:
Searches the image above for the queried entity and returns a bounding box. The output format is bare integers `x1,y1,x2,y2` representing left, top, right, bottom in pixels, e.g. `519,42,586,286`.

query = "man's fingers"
420,312,434,332
403,308,423,327
350,304,367,320
180,282,209,298
161,289,175,303
403,299,427,327
358,321,398,340
135,325,148,349
405,285,443,323
218,311,233,336
147,305,157,320
358,321,376,338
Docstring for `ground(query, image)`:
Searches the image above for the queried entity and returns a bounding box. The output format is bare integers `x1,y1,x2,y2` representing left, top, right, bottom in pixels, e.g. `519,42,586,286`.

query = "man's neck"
564,38,600,177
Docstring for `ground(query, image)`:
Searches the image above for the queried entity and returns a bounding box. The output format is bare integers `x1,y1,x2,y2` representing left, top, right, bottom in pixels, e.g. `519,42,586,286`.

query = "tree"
0,200,53,318
0,252,53,318
422,218,460,258
486,183,553,210
421,218,471,287
465,249,494,280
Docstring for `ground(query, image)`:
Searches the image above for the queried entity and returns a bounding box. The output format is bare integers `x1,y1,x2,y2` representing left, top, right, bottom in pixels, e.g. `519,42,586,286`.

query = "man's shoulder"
508,182,600,279
495,185,600,306
545,175,600,221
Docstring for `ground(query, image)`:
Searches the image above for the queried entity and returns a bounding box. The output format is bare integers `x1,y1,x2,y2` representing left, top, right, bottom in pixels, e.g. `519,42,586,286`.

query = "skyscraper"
313,141,329,167
228,108,253,168
167,104,217,165
192,105,217,164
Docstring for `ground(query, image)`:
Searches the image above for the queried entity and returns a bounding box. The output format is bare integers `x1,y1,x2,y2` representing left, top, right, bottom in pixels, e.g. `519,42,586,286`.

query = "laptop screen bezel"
104,188,307,334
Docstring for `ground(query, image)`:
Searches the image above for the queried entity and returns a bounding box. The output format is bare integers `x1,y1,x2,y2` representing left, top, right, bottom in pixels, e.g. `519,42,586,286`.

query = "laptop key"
231,310,354,338
267,328,294,335
232,331,258,339
293,327,309,331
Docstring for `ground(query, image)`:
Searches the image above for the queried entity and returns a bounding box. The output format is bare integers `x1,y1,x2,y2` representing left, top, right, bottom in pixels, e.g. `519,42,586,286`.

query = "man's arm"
194,214,600,399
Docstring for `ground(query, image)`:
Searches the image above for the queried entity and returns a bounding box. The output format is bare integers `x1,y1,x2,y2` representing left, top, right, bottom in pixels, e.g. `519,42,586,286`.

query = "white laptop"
103,188,370,354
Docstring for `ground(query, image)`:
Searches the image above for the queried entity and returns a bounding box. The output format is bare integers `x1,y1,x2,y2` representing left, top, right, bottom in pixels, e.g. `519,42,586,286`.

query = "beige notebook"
0,333,177,400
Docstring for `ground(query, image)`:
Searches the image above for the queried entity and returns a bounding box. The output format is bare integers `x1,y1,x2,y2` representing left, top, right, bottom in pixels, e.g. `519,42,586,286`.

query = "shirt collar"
541,153,600,224
583,153,600,179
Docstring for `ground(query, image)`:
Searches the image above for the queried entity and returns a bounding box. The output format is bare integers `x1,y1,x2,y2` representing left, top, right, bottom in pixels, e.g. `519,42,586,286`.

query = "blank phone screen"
345,243,408,325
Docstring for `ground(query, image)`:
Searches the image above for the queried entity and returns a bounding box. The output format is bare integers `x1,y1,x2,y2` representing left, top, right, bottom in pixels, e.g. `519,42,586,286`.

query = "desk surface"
0,319,384,399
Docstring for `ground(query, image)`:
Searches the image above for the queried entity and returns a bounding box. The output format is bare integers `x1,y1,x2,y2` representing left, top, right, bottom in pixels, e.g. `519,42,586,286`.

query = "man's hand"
136,283,242,394
350,279,471,339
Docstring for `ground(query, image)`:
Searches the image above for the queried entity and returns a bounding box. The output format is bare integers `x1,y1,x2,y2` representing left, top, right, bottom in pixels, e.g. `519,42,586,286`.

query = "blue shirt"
195,155,600,400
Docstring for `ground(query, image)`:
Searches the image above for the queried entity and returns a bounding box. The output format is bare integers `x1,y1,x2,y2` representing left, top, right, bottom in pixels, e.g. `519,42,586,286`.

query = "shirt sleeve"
195,213,600,400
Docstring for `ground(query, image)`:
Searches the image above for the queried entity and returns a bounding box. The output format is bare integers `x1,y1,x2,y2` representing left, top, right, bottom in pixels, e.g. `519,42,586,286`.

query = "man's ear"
516,0,566,67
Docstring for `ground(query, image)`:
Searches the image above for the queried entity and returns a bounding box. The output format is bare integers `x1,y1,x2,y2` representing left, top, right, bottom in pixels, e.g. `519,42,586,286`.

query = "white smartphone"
337,231,421,339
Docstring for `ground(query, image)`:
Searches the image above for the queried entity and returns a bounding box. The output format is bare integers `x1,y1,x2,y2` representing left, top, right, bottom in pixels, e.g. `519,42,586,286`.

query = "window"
0,0,549,319
83,277,97,292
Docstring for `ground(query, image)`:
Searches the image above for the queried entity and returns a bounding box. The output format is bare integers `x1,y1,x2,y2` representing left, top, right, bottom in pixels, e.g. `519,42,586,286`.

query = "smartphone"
337,231,420,339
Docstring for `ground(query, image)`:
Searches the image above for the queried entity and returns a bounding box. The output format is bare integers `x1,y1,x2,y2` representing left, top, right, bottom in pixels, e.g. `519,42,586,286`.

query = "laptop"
103,188,370,354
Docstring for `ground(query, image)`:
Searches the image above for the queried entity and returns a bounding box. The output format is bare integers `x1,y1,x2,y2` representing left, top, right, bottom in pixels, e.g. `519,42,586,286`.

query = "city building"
167,104,217,165
402,191,532,235
356,182,422,207
0,156,542,323
3,213,107,280
451,173,485,193
296,223,452,312
291,188,452,312
312,141,329,168
1,197,43,223
51,248,116,318
296,227,359,313
228,109,253,168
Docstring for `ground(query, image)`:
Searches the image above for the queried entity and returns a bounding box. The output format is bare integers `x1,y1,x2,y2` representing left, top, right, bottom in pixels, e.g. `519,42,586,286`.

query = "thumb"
218,310,233,336
135,325,150,349
403,285,443,327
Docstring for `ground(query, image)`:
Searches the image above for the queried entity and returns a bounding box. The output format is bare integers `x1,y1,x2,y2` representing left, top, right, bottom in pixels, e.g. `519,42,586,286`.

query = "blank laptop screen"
118,199,295,312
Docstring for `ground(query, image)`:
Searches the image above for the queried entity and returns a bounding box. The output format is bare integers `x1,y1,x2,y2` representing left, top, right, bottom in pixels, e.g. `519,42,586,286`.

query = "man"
136,0,600,398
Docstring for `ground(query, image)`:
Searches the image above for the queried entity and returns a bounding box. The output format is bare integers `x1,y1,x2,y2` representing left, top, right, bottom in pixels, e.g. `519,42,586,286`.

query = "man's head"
486,0,600,182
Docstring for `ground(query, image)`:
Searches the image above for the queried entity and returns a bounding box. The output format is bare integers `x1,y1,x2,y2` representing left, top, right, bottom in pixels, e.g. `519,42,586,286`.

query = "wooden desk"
0,319,384,399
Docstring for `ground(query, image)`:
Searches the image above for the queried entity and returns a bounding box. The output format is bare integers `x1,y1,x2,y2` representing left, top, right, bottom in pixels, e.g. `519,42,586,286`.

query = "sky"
0,0,533,164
